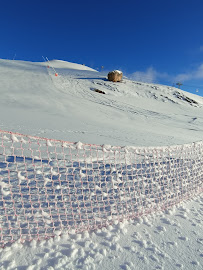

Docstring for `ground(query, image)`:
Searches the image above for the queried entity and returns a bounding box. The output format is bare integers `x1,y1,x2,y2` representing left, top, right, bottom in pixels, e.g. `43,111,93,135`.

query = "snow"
0,58,203,147
42,59,97,72
0,58,202,269
111,70,123,74
0,195,202,269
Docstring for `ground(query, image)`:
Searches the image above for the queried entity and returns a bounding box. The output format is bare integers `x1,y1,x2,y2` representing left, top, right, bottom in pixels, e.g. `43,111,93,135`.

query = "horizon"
1,0,203,96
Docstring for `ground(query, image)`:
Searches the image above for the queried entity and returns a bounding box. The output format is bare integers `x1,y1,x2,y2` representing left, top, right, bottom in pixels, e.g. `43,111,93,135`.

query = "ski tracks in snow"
48,69,173,122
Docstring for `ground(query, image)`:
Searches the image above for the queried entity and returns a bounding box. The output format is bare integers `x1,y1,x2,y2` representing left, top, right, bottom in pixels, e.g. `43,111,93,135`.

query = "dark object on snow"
94,89,105,94
174,91,198,106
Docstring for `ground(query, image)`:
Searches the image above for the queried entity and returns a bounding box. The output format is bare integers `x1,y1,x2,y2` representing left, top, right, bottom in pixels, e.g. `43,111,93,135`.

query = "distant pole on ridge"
176,82,183,89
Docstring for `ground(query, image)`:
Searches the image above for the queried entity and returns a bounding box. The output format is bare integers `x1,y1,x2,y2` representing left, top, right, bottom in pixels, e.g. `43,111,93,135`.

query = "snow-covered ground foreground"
0,195,202,270
0,59,202,269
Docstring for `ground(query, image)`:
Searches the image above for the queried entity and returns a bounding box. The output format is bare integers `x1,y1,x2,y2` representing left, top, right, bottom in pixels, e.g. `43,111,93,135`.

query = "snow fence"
0,130,202,247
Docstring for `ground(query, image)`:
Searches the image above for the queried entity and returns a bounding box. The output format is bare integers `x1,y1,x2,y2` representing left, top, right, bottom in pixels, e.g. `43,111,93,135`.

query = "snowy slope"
41,59,97,71
0,59,203,147
0,59,202,270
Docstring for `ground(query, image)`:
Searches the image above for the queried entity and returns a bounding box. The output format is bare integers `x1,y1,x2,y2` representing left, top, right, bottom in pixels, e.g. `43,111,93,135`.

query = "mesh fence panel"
0,129,202,247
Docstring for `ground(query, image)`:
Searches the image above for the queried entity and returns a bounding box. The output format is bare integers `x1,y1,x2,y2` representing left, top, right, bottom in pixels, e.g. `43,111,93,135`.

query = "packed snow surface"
0,59,202,270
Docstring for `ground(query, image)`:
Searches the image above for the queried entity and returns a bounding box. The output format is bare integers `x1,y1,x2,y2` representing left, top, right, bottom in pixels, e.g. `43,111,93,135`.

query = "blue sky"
1,0,203,95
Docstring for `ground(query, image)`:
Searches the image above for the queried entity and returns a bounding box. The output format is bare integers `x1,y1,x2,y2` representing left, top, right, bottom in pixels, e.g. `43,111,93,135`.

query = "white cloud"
175,64,203,82
130,67,157,83
129,67,171,83
129,64,203,86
